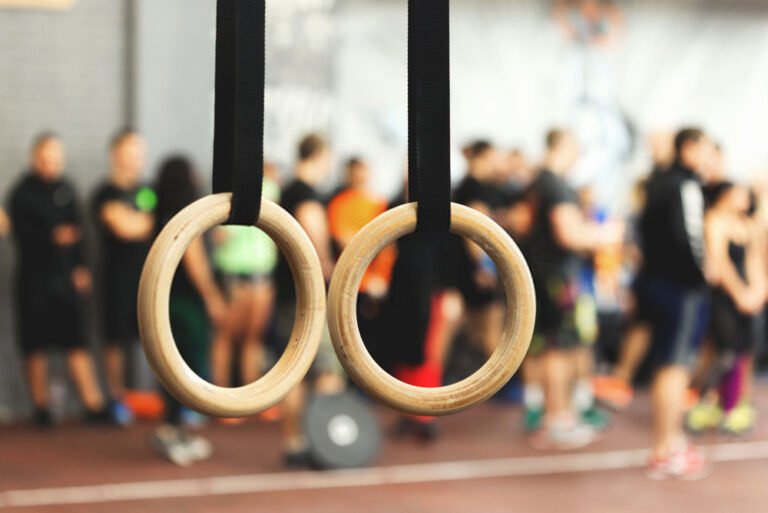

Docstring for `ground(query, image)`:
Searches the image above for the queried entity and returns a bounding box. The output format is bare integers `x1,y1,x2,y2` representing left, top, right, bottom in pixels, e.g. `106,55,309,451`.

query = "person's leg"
437,290,464,367
104,345,125,400
240,281,275,384
647,286,711,479
66,349,105,412
25,351,50,409
615,322,651,383
572,346,609,429
479,301,504,357
282,382,308,464
522,353,546,431
651,365,689,457
543,349,575,423
211,284,245,387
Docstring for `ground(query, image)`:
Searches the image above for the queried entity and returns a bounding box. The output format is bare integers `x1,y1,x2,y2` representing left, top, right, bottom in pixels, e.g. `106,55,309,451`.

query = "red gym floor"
2,386,768,513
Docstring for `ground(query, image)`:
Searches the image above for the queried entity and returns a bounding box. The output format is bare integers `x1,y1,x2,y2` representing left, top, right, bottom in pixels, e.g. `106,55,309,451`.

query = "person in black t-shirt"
521,129,624,449
642,128,713,480
274,134,343,467
92,129,155,425
7,133,108,426
149,156,226,466
453,141,505,357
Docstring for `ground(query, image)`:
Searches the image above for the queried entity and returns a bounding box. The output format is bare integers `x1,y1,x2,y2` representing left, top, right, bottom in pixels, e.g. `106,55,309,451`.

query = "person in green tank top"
210,164,280,397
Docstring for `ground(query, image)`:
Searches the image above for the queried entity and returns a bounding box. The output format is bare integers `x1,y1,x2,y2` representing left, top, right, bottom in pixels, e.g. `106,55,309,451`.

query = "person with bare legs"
642,128,713,480
273,134,344,466
686,181,766,435
210,163,280,416
7,133,108,426
521,129,623,448
453,141,507,357
593,131,676,411
92,129,154,426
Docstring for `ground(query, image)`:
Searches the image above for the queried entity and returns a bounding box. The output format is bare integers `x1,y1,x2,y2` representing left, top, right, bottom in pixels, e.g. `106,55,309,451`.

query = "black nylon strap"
408,0,452,233
213,0,265,225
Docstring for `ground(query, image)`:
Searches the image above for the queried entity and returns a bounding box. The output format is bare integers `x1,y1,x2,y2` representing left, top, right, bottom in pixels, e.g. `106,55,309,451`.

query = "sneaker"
530,422,600,451
284,448,311,469
685,402,723,434
34,408,54,429
391,418,416,440
109,400,136,427
84,407,113,425
646,445,710,481
581,406,610,432
592,376,633,411
258,405,283,423
523,407,544,433
150,426,195,467
414,421,440,443
182,433,214,462
721,403,757,436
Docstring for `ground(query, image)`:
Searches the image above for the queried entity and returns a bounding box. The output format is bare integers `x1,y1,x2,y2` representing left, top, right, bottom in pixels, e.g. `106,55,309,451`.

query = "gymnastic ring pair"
137,194,535,418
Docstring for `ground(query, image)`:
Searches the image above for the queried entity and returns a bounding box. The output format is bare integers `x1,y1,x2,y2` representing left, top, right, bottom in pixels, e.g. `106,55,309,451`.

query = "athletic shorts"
217,272,272,297
100,262,145,345
639,277,710,368
15,276,87,355
710,288,756,355
630,272,654,324
529,271,598,356
270,300,342,378
102,281,140,345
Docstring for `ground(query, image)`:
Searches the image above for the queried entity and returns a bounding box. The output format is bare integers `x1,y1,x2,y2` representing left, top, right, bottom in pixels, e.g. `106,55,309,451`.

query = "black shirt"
453,175,505,210
276,179,322,303
523,169,580,277
155,197,200,299
281,179,320,217
92,182,151,293
640,164,706,288
8,172,86,283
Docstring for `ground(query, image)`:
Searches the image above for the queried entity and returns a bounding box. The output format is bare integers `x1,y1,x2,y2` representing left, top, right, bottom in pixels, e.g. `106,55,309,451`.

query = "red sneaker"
592,376,634,411
646,445,710,481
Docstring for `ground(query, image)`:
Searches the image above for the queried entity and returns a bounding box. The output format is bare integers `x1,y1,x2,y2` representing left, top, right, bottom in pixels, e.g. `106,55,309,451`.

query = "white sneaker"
150,426,195,467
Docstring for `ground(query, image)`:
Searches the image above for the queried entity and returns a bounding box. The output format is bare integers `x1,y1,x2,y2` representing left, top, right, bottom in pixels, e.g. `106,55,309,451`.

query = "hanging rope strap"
213,0,266,225
408,0,452,233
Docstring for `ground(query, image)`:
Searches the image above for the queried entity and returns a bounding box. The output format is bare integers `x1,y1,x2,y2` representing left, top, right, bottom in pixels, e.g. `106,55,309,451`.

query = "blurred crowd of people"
1,124,767,480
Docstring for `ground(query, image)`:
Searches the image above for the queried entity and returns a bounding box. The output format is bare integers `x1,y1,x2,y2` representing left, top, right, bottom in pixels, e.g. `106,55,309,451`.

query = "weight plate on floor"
304,392,381,469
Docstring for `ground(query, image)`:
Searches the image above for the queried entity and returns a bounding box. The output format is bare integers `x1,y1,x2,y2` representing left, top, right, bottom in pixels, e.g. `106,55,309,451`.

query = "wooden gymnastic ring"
138,194,325,417
327,203,535,416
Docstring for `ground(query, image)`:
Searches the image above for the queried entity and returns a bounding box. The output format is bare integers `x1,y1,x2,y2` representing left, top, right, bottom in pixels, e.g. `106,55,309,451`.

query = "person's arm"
745,220,768,310
551,203,623,253
0,208,9,237
295,201,334,281
100,201,154,242
705,214,754,311
181,237,227,325
68,196,92,294
679,181,707,274
500,202,534,239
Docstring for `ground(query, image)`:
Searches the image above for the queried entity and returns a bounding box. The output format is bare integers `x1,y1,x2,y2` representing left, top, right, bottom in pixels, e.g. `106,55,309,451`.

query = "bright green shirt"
212,178,280,276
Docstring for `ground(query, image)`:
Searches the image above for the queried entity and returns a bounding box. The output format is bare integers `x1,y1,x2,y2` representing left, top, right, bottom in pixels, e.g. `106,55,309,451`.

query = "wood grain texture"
137,194,325,417
0,0,74,10
328,203,536,416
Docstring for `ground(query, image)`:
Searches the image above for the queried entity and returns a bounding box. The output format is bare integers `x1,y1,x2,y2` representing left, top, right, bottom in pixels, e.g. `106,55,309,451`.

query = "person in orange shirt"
327,157,395,298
